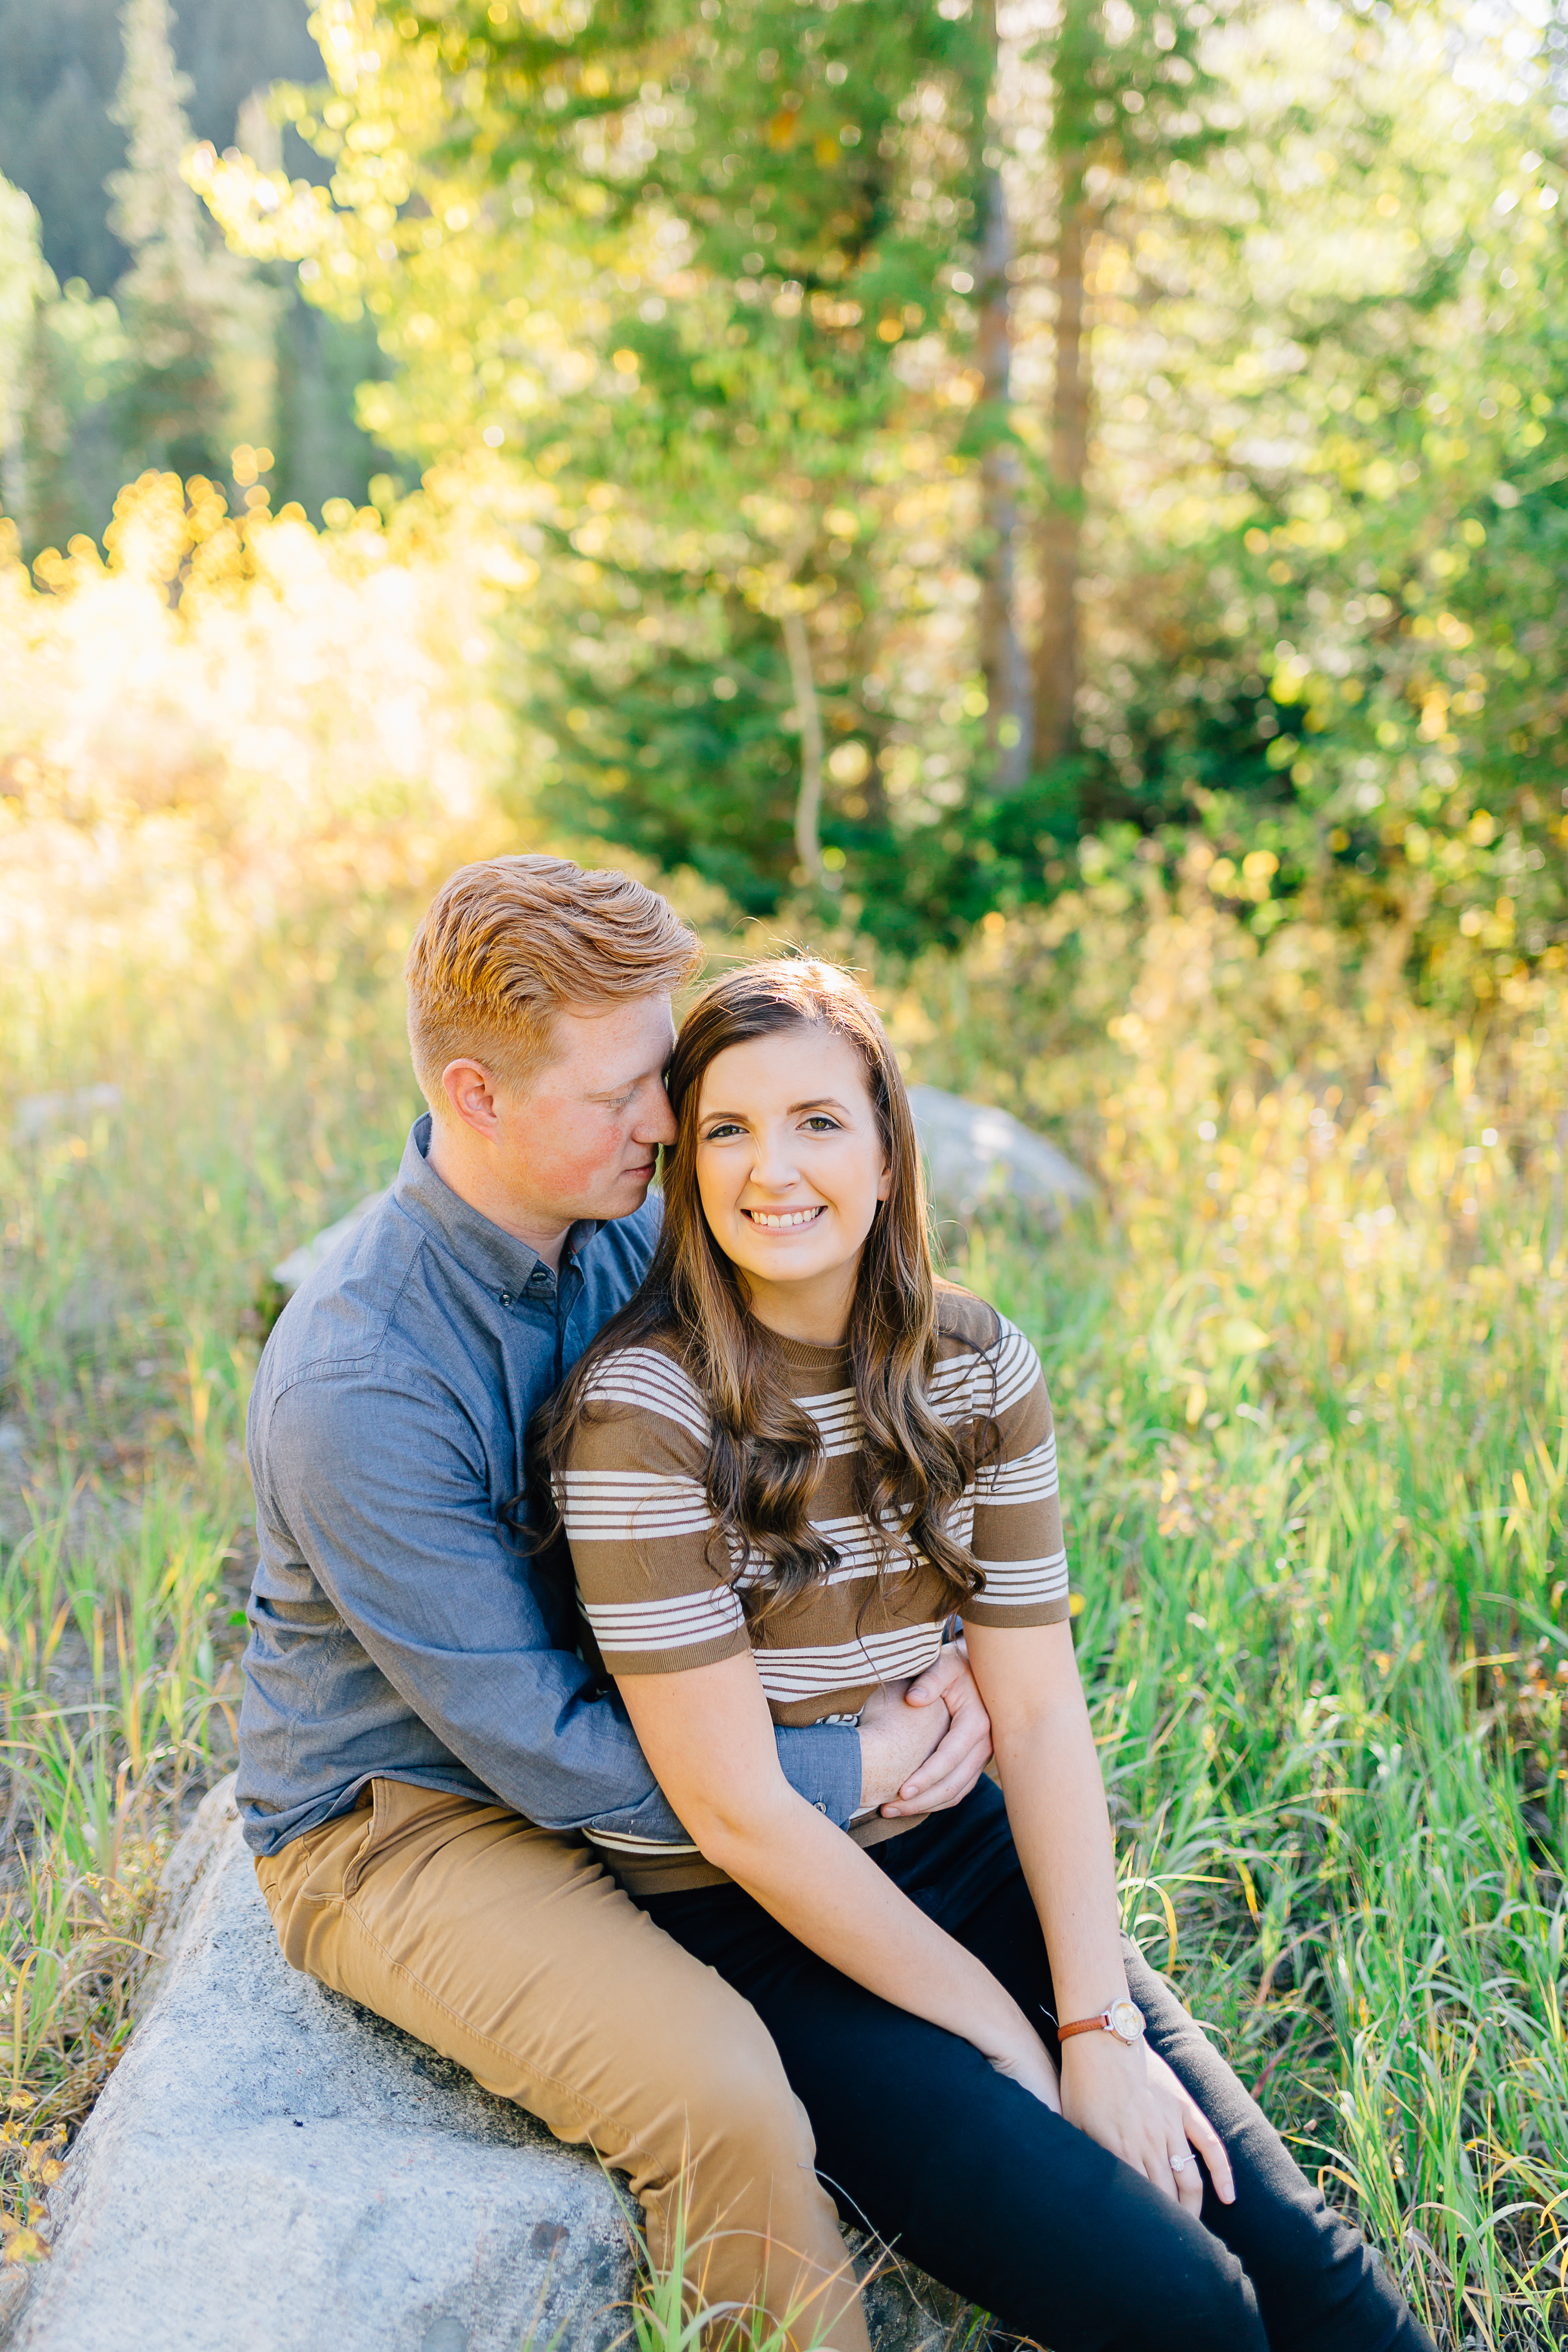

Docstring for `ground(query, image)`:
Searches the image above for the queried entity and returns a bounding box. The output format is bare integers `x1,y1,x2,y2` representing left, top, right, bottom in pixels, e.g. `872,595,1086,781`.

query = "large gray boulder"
270,1090,1088,1297
270,1187,387,1295
908,1087,1092,1231
11,1781,974,2352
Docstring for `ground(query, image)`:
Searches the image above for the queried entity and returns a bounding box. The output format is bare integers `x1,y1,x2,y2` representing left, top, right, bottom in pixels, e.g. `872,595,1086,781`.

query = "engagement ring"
1169,2151,1196,2171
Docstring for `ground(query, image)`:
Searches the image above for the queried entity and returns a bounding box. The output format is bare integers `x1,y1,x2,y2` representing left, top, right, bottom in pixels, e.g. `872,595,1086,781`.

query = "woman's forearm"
965,1623,1129,2023
965,1620,1239,2206
994,1694,1129,2020
614,1656,1050,2079
705,1785,1041,2062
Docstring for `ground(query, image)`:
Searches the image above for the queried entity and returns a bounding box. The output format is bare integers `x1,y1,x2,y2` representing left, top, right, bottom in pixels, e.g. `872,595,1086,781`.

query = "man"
239,854,994,2351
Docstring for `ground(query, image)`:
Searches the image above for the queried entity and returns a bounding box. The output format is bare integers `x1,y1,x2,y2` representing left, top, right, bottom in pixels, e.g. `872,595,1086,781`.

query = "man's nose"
636,1081,678,1147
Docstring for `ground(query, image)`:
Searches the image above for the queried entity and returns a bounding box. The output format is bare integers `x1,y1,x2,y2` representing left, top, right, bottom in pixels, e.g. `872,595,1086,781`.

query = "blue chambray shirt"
238,1115,860,1856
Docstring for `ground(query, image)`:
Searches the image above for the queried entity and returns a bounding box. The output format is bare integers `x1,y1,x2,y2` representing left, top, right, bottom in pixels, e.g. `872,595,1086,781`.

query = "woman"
537,959,1431,2352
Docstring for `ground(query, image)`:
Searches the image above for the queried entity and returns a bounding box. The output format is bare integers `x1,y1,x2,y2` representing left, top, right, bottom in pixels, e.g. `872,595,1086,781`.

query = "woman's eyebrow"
696,1097,852,1121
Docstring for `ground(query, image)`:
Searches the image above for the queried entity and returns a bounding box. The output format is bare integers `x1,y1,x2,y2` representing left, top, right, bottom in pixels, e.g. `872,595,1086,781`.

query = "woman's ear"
876,1157,893,1202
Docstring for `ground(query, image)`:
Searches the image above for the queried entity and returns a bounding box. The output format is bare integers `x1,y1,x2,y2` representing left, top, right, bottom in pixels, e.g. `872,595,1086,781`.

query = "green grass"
0,878,1563,2343
948,979,1568,2348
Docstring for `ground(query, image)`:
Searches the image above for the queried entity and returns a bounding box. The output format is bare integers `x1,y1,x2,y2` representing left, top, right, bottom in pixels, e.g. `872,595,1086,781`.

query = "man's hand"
857,1638,994,1819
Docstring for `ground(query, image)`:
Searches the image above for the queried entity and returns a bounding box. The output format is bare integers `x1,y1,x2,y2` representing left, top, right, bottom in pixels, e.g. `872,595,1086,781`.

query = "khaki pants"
255,1779,870,2351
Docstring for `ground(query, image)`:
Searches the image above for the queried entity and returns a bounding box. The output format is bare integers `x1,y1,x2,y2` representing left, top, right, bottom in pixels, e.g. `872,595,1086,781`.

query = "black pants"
643,1780,1433,2352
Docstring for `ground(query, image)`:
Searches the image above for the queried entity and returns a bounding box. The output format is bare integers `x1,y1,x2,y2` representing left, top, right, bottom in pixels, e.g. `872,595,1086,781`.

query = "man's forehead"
551,993,675,1080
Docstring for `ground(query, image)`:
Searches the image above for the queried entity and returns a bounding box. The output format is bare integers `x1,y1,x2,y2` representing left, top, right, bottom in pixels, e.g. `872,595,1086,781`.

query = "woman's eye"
704,1122,744,1140
803,1116,841,1133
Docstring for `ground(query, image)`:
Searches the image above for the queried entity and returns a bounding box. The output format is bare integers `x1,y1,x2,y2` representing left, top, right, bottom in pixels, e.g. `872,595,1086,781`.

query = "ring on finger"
1169,2150,1196,2173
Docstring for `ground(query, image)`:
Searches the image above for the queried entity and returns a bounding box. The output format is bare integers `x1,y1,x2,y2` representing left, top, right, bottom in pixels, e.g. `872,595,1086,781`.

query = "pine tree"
0,178,49,538
0,175,106,554
426,0,990,906
106,0,270,480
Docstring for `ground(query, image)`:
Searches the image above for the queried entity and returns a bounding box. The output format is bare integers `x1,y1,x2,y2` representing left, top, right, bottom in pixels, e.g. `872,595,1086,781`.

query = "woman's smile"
742,1204,827,1231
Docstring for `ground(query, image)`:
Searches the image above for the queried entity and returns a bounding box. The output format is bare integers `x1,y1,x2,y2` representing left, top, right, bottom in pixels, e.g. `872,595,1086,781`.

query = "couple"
239,854,1430,2352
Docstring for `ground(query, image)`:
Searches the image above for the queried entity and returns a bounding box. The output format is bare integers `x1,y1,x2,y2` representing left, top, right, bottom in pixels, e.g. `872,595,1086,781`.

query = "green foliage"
0,0,387,544
198,0,1568,986
410,0,1000,907
0,178,132,554
1067,6,1568,1004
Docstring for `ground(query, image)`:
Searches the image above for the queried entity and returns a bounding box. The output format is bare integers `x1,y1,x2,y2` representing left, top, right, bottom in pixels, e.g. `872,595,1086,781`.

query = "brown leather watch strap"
1057,2013,1109,2040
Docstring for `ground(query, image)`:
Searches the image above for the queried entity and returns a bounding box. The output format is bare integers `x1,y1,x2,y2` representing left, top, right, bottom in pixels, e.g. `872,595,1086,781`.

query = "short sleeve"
560,1347,754,1676
956,1319,1071,1630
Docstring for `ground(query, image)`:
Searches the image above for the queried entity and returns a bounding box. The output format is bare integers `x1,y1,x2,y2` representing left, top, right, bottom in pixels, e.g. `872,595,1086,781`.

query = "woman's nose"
748,1130,800,1191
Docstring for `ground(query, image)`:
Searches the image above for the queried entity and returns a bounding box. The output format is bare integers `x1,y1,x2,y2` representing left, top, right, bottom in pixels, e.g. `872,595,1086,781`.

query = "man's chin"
604,1170,656,1215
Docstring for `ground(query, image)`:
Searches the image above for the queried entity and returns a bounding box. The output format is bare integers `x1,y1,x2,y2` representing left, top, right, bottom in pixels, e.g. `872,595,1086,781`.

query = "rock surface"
11,1084,122,1149
908,1085,1093,1231
270,1186,387,1295
270,1088,1088,1296
12,1780,973,2352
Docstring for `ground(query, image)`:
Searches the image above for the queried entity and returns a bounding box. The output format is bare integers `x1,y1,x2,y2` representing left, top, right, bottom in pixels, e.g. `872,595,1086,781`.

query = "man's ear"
441,1058,502,1139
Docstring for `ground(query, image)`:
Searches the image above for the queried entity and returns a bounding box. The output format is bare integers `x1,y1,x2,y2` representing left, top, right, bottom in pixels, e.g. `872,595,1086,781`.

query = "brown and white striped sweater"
559,1287,1069,1894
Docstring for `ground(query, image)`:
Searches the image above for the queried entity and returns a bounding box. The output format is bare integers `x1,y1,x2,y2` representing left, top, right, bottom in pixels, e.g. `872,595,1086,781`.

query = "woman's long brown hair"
533,958,989,1615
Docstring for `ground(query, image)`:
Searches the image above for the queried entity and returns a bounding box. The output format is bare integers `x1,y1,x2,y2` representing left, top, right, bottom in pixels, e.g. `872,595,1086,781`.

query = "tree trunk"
1034,185,1092,767
782,604,825,886
1,379,27,546
975,1,1032,791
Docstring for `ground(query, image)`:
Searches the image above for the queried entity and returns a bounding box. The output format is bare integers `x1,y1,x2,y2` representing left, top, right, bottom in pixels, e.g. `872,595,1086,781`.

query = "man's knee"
674,2012,816,2181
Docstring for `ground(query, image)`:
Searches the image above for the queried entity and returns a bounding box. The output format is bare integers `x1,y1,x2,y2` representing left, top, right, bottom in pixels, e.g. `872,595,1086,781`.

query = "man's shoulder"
252,1192,434,1424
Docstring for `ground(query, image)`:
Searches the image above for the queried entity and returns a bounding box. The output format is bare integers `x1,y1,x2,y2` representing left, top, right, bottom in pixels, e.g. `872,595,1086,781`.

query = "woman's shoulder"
933,1282,1011,1352
930,1286,1042,1412
575,1329,710,1448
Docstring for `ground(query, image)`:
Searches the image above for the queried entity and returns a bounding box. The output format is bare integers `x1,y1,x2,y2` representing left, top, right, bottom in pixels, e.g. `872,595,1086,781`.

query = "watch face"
1108,1999,1146,2045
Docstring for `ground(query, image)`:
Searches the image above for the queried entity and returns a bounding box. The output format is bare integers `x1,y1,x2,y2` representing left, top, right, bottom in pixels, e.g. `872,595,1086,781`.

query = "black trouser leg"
650,1881,1263,2341
889,1782,1433,2352
644,1781,1435,2352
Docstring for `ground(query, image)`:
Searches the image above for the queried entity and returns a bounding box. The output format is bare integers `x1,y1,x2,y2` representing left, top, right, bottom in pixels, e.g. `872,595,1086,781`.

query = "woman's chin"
730,1244,867,1308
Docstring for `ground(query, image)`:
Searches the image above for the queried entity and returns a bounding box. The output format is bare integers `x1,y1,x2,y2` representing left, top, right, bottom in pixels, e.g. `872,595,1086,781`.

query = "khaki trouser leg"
255,1780,870,2352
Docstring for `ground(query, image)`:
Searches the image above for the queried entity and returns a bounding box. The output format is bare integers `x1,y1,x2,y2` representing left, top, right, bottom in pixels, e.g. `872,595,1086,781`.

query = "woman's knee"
1076,2219,1268,2352
1170,2246,1270,2352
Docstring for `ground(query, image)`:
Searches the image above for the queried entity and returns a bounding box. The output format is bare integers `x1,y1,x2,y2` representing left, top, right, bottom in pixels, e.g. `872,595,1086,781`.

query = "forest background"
1,0,1566,2346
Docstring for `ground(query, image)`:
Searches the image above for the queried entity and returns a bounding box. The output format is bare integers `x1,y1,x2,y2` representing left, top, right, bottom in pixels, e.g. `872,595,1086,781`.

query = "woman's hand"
987,2026,1063,2114
1059,2034,1234,2214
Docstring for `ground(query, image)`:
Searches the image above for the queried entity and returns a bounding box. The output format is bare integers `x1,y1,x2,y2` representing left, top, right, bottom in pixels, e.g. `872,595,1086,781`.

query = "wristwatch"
1057,1997,1146,2046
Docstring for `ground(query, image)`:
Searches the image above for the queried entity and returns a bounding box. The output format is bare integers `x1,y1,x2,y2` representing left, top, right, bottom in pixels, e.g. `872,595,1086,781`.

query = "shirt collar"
391,1115,603,1299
